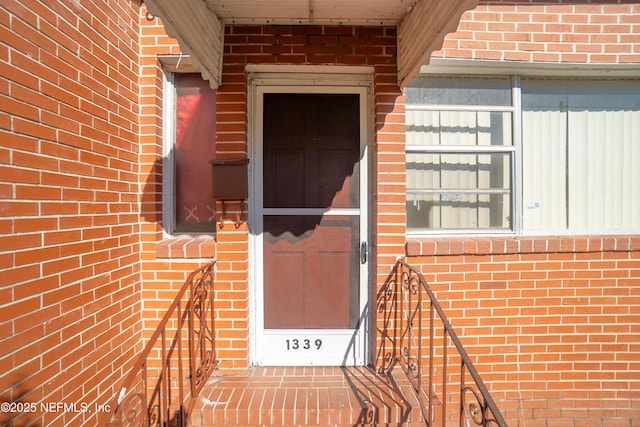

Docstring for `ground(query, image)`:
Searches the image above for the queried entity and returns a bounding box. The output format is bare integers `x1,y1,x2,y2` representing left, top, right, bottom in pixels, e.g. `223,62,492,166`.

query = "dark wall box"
209,158,249,201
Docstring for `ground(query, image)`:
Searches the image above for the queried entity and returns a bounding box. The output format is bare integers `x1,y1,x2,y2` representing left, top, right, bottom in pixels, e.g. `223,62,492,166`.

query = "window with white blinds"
522,79,640,233
406,76,515,232
406,75,640,234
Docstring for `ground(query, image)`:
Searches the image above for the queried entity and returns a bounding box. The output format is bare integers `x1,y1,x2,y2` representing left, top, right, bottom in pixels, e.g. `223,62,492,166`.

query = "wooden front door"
253,89,369,366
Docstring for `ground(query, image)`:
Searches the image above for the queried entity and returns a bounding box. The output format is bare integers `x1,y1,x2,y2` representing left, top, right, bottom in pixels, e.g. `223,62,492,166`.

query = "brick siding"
1,1,638,426
406,237,640,427
423,2,640,425
0,1,142,426
434,0,640,63
139,19,404,371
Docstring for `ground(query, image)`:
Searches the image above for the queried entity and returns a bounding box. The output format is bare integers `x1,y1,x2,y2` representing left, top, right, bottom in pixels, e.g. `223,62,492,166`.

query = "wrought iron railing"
102,261,217,427
377,260,508,427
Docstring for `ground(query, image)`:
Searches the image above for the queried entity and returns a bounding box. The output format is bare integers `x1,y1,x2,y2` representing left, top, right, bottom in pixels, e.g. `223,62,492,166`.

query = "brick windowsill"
156,237,216,259
405,235,640,257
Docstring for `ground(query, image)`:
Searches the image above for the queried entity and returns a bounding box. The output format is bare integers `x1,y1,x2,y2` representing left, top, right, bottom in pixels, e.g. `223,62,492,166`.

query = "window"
163,72,217,234
406,75,640,234
406,76,515,233
522,79,640,233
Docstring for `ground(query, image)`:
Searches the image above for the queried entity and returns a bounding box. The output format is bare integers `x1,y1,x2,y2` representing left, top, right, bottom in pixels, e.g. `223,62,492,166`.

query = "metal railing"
377,260,508,427
103,261,217,427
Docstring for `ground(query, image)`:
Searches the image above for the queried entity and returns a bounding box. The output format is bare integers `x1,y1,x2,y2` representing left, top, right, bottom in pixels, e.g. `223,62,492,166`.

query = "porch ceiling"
143,0,477,87
204,0,413,25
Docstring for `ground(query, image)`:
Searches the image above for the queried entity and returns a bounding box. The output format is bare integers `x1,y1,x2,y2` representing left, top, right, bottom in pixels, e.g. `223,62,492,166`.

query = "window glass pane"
523,79,640,110
406,110,512,146
521,104,568,231
407,153,511,192
406,193,510,230
174,74,217,233
522,78,640,232
405,75,514,233
407,76,512,106
406,153,511,231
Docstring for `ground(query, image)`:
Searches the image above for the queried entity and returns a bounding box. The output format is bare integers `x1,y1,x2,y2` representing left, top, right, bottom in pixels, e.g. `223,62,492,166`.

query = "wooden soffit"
144,0,224,88
143,0,477,88
398,0,478,87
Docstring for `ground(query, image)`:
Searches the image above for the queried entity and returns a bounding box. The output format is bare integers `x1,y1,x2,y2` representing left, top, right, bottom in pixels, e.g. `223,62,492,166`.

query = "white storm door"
252,84,370,366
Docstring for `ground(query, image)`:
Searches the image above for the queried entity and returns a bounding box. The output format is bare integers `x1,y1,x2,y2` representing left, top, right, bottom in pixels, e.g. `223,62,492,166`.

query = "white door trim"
247,67,373,366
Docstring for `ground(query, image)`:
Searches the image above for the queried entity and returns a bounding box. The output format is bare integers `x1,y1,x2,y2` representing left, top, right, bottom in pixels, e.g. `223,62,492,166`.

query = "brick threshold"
189,366,425,426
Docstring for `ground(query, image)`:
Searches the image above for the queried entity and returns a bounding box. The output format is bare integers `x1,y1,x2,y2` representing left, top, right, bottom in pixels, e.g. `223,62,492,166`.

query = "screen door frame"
247,66,373,366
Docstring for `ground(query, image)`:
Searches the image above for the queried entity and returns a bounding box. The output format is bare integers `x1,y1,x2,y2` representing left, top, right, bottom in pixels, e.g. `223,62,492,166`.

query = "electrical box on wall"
209,158,249,201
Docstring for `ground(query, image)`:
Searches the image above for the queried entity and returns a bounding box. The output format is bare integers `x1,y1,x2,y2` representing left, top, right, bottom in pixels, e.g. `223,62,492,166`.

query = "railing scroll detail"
103,261,217,427
377,260,508,427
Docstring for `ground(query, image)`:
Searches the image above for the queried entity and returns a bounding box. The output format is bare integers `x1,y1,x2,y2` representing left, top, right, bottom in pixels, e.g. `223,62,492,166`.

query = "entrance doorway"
250,73,371,366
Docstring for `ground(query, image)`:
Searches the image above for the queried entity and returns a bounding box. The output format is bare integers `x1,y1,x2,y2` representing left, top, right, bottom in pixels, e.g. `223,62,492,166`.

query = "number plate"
285,338,323,350
258,330,363,366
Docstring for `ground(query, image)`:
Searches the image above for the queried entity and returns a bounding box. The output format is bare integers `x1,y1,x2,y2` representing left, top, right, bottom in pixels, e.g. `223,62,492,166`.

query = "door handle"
360,242,368,264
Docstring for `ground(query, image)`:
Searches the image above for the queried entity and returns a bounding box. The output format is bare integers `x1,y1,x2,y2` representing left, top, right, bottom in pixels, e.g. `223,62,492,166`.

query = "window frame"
405,76,520,236
162,70,178,236
519,76,640,235
161,59,217,237
407,60,640,237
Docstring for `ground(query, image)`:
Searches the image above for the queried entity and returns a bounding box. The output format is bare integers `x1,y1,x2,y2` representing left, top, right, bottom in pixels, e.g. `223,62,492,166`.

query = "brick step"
188,366,426,426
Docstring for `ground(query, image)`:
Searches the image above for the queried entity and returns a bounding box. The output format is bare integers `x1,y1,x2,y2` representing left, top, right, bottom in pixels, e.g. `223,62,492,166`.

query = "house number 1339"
285,339,322,350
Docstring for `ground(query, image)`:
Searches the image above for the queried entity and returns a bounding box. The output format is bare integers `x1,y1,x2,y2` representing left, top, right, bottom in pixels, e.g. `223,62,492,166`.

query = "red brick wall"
406,237,640,427
138,17,404,371
222,25,405,369
0,1,142,426
434,0,640,63
137,3,219,366
3,1,632,425
419,2,640,426
139,8,639,427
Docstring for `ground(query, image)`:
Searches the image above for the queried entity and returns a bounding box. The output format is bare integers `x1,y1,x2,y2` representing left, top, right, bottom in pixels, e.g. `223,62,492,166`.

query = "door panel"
263,94,360,209
263,215,358,329
271,150,305,207
256,89,368,366
319,151,359,208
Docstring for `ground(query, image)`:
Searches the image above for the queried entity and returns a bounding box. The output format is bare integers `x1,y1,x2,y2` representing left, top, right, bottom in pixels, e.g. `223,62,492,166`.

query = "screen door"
253,88,369,366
